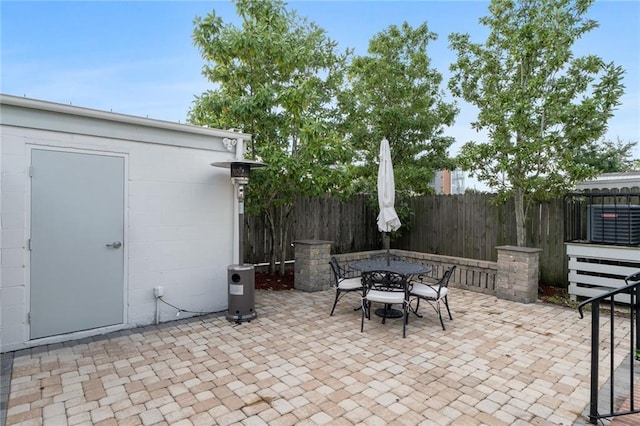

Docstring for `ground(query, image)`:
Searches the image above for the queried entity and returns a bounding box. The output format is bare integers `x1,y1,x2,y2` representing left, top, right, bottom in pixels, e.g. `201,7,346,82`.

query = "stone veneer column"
496,246,542,303
293,240,333,292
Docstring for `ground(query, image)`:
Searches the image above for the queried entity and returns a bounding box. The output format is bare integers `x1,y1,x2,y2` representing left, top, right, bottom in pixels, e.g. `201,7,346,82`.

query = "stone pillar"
496,246,542,303
293,240,333,292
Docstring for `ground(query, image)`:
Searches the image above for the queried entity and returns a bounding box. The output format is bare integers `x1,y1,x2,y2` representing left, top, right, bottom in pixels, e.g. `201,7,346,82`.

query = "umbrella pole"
384,232,390,265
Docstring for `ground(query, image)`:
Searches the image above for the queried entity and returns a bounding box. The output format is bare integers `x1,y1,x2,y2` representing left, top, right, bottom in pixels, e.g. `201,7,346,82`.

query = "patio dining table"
349,259,431,318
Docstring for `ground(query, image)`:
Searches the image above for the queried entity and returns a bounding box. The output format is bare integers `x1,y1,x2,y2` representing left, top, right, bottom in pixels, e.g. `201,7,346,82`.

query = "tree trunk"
277,205,293,276
514,189,526,247
278,211,287,276
265,209,276,273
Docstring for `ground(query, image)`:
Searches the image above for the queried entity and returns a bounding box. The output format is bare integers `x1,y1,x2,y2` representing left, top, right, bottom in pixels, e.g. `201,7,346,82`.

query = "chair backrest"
329,256,361,284
365,270,406,294
436,265,456,295
329,256,342,286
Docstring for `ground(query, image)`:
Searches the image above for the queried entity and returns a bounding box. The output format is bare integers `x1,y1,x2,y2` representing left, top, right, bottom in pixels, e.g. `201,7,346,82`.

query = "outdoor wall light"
222,137,236,152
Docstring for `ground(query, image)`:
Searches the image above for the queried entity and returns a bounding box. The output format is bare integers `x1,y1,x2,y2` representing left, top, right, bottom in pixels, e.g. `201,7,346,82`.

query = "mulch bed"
255,270,295,291
538,284,568,299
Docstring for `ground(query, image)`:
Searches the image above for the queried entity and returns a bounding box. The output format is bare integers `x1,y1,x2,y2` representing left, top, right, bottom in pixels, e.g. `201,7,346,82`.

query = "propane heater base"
226,312,257,323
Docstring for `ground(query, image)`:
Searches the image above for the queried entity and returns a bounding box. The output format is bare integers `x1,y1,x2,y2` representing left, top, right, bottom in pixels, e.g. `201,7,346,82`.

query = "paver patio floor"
2,288,635,425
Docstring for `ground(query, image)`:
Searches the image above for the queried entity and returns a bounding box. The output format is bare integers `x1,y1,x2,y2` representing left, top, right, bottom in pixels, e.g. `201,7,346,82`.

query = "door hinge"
28,239,32,251
29,166,33,177
27,312,31,324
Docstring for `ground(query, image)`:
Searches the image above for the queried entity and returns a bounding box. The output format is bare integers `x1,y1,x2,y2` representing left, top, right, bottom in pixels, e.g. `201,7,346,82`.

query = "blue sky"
2,0,639,171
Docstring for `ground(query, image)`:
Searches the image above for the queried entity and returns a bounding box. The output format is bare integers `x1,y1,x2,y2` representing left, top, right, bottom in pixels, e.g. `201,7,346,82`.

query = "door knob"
106,241,122,249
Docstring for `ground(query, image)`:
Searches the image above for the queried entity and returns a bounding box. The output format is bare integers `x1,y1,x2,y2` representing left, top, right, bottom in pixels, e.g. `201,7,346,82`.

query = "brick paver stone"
3,288,635,425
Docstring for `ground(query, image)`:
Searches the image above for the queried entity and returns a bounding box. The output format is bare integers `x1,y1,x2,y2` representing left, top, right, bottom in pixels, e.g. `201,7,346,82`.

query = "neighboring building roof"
576,172,640,190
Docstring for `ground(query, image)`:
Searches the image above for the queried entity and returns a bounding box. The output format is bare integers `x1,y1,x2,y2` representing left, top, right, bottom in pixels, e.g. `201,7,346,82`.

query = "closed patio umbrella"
377,138,401,263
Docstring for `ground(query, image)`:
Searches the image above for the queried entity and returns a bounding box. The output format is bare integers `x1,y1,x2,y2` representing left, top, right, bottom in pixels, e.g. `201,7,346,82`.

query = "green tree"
449,0,625,246
574,138,638,173
190,0,352,273
341,22,458,200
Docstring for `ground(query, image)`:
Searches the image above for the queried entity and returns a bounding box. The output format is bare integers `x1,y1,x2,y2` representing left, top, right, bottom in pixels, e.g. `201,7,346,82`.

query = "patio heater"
212,139,265,323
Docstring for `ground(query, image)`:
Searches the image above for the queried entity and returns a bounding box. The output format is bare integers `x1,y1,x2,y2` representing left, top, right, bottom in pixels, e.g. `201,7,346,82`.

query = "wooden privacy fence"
244,194,380,265
245,193,569,286
397,194,567,286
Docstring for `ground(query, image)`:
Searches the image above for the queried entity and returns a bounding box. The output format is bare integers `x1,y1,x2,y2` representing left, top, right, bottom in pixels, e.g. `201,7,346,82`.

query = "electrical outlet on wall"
154,286,164,298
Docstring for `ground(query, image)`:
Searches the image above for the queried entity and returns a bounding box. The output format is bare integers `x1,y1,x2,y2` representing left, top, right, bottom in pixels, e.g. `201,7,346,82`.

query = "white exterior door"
30,149,125,339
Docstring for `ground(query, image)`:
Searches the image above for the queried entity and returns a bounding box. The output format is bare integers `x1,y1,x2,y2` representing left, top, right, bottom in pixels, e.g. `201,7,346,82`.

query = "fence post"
293,240,333,292
495,246,541,303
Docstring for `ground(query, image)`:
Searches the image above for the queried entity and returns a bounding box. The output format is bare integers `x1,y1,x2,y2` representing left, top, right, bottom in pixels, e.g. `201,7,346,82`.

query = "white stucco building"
1,94,247,352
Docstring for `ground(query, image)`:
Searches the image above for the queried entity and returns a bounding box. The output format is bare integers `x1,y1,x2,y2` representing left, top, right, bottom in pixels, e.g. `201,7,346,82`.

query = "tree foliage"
342,22,458,199
574,138,638,173
190,0,352,273
449,0,625,246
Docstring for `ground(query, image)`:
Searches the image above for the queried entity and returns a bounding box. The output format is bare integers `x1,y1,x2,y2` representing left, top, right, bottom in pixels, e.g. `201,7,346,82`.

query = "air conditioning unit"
587,204,640,245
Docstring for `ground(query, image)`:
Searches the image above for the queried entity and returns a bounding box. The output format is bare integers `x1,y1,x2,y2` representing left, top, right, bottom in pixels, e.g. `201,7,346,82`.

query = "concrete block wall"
332,248,538,303
333,250,499,295
0,98,240,352
293,240,332,292
496,246,541,303
124,141,235,326
0,132,27,350
399,251,498,295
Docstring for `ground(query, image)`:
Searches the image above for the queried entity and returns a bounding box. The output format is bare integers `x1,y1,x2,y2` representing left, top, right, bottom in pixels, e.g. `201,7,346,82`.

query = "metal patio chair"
409,265,456,330
329,256,363,316
361,270,410,338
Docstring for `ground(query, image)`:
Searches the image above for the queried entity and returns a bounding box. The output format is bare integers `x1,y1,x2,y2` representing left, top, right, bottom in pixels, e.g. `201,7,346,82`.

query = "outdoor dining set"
326,137,456,338
329,253,456,338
